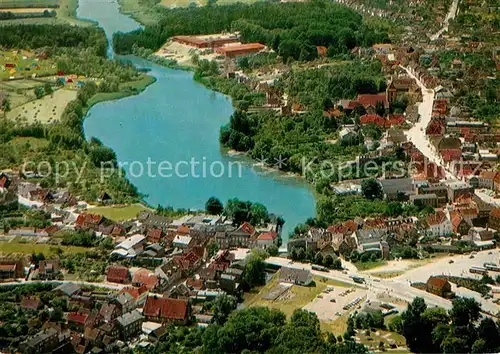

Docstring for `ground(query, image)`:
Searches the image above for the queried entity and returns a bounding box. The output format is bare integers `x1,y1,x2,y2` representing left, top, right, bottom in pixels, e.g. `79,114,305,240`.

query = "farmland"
0,0,58,8
7,88,77,124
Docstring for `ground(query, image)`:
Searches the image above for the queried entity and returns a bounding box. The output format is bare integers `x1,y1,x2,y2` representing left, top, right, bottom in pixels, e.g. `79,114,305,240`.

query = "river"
78,0,316,240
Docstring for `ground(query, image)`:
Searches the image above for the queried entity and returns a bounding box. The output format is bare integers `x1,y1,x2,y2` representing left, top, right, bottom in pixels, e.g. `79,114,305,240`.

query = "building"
450,210,471,236
256,231,278,249
143,296,190,325
410,193,438,207
116,310,144,340
445,180,473,202
279,267,312,286
38,259,60,280
215,43,266,58
112,234,146,258
379,178,414,200
172,235,193,249
426,276,452,298
106,266,130,284
20,328,60,354
489,208,500,231
467,227,496,247
0,258,24,279
172,35,239,49
424,211,452,237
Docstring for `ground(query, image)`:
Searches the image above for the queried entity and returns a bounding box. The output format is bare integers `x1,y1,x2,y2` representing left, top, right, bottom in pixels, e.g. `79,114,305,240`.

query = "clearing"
7,88,77,124
244,273,333,318
88,204,150,221
0,241,92,256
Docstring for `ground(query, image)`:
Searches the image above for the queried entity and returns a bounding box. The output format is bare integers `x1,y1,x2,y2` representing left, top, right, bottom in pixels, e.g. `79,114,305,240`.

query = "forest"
113,1,390,60
137,307,367,354
391,296,500,354
0,25,108,57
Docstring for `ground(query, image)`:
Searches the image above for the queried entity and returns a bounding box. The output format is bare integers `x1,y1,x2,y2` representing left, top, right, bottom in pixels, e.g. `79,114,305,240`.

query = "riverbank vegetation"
0,24,156,203
113,1,390,58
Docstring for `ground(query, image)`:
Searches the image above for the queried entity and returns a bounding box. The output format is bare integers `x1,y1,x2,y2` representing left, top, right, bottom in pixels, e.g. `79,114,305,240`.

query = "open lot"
88,204,150,221
0,240,93,256
304,287,367,322
7,88,77,124
244,273,334,318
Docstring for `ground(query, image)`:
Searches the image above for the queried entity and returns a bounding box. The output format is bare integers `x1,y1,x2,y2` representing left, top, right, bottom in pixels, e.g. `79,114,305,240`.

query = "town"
0,0,499,353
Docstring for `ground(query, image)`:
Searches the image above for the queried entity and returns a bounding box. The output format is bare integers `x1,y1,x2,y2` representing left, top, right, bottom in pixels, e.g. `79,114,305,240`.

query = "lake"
78,0,316,240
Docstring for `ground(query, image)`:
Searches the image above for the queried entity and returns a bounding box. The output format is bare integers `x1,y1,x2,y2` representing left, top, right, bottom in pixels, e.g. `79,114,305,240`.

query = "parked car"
448,260,454,264
330,299,336,303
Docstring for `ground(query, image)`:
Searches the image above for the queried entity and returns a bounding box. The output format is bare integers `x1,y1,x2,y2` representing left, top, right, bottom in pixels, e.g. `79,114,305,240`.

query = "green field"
244,273,333,318
89,204,150,221
0,0,58,8
0,241,93,256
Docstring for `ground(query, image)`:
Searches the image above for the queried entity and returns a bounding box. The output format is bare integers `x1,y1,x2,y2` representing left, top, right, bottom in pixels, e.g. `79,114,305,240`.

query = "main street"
430,0,460,41
400,65,454,177
267,250,500,315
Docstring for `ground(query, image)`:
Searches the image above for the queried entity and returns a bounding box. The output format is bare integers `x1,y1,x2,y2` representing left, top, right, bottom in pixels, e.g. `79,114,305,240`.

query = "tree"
212,294,237,325
34,86,45,99
267,244,279,256
43,82,53,95
242,254,266,288
402,297,427,353
324,254,334,268
449,297,480,327
332,257,342,270
361,178,383,200
315,253,323,265
205,197,223,215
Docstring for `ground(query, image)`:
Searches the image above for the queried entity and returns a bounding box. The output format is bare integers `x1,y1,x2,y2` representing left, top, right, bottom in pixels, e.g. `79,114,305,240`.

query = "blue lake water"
78,0,316,240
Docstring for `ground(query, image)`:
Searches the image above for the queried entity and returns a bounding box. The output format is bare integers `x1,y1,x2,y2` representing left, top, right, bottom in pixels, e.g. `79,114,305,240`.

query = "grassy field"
0,241,93,256
354,260,388,271
7,88,77,124
0,0,58,8
0,0,94,26
244,273,332,318
89,204,150,221
369,271,404,279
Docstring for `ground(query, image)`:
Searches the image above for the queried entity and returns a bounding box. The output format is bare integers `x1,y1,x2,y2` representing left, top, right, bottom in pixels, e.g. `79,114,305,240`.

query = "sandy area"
155,41,221,67
7,88,77,124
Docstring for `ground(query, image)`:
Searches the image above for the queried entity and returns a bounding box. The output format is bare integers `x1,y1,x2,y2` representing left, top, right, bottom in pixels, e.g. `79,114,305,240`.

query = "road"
267,250,500,315
267,257,455,310
430,0,460,41
400,65,454,178
0,279,127,290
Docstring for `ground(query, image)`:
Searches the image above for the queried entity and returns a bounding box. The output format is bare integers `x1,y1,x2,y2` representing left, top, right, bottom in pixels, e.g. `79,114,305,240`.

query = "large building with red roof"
143,296,190,325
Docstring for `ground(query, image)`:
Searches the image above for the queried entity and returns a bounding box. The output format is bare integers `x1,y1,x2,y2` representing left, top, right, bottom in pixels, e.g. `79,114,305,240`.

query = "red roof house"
106,266,129,284
143,296,190,324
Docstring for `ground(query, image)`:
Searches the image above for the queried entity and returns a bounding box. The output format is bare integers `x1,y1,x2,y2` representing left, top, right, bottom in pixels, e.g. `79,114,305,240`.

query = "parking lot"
303,287,368,322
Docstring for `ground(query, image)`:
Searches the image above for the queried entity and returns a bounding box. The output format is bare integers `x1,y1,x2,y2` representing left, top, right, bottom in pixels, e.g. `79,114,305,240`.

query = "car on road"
469,255,475,259
330,299,336,303
488,252,493,255
448,260,454,264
